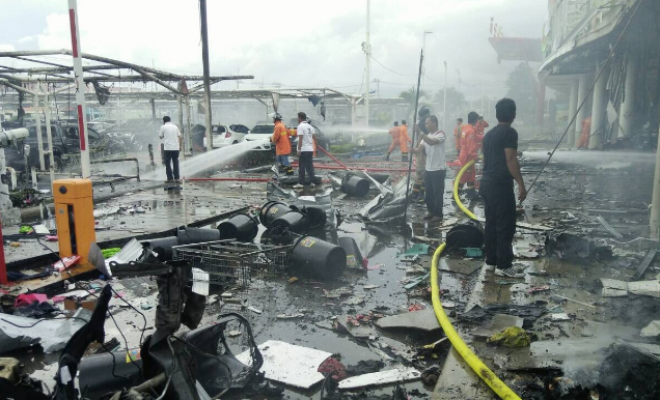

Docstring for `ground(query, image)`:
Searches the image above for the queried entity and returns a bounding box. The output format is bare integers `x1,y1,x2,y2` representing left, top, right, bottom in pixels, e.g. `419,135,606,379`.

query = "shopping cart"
172,239,290,287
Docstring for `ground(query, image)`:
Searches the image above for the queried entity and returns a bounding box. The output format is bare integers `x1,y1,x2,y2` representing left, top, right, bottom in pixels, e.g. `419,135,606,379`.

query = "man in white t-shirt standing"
294,112,316,189
414,115,446,221
158,116,183,181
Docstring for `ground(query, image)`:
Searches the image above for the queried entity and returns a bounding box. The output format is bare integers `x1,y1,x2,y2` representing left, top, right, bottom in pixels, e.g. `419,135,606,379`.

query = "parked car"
290,123,330,156
3,121,126,173
244,123,276,150
106,118,162,151
244,122,329,155
211,124,250,148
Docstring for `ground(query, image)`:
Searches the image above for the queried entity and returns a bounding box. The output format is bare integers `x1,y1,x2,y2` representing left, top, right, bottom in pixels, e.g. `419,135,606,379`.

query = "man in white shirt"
158,116,183,181
414,115,446,221
294,112,316,189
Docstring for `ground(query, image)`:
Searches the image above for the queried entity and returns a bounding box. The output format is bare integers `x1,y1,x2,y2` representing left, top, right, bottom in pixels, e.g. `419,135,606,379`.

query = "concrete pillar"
537,81,546,136
618,55,638,138
567,81,578,146
650,107,660,238
589,61,610,149
575,74,591,148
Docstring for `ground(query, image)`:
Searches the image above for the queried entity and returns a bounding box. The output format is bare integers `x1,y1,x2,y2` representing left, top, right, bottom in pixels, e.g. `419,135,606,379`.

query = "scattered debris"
277,313,305,319
600,278,660,298
338,368,421,390
472,314,524,338
0,309,90,353
237,340,332,389
487,326,530,347
641,321,660,338
376,309,441,332
633,249,658,280
550,313,571,322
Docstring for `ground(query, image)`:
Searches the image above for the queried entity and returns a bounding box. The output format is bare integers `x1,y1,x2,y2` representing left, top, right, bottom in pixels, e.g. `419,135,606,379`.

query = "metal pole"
199,0,213,149
33,94,45,170
177,94,186,155
443,61,447,134
619,54,638,138
41,85,55,184
150,98,156,119
0,207,7,284
365,0,371,128
404,49,424,221
185,95,192,151
67,0,91,178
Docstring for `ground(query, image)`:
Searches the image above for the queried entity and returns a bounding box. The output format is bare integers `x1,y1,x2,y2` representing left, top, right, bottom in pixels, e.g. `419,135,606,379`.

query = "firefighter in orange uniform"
399,120,412,161
384,121,402,161
453,118,464,156
578,116,592,149
271,113,293,175
475,115,489,151
457,112,480,197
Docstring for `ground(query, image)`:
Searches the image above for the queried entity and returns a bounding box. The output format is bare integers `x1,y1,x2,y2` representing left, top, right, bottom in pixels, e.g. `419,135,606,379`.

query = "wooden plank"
633,249,657,280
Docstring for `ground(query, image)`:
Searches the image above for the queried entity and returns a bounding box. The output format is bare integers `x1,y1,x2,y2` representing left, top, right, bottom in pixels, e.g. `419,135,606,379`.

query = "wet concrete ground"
6,145,660,399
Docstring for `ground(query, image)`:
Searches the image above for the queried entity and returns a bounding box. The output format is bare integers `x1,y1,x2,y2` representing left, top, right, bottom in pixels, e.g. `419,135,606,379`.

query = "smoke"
142,139,270,180
523,150,656,168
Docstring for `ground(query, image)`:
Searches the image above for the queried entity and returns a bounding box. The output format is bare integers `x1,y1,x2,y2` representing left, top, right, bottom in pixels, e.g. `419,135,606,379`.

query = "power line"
370,56,416,77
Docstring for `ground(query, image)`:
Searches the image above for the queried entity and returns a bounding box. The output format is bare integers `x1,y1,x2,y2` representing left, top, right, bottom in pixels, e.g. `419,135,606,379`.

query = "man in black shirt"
480,98,527,277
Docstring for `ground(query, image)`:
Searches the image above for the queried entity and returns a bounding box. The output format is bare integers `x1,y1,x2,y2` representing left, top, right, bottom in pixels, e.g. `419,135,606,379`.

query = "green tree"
399,87,429,118
434,87,466,117
399,87,429,105
505,62,538,119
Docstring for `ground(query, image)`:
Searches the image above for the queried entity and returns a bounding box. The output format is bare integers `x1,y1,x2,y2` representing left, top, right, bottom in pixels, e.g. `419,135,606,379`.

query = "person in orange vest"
384,121,402,161
457,112,480,197
270,113,293,175
475,115,490,151
453,118,463,155
578,116,592,149
399,120,412,161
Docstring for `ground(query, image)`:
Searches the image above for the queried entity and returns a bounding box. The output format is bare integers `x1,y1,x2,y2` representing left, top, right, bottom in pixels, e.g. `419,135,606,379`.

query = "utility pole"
364,0,371,128
199,0,213,150
67,0,91,178
443,61,448,134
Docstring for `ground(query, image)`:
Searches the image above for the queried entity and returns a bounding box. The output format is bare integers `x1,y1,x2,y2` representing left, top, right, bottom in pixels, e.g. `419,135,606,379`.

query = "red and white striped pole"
67,0,91,178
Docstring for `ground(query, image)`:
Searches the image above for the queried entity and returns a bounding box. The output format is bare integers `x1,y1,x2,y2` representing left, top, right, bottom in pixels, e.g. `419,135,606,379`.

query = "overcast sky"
0,0,548,99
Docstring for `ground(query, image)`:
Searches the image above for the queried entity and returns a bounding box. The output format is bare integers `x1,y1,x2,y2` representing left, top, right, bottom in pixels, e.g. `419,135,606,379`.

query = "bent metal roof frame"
0,49,253,95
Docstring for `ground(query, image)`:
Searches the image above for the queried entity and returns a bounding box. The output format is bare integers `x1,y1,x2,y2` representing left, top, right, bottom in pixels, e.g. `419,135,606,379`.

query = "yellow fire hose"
452,159,480,221
427,160,521,399
431,243,521,400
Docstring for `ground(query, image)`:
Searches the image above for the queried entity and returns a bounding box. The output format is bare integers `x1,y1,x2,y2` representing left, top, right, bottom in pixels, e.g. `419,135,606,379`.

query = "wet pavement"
4,145,660,399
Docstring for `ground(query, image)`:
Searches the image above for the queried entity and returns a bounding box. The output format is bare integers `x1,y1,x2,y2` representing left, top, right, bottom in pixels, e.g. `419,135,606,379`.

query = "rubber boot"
401,153,409,162
384,152,390,161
